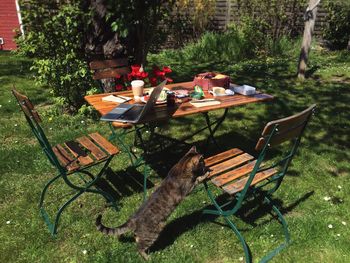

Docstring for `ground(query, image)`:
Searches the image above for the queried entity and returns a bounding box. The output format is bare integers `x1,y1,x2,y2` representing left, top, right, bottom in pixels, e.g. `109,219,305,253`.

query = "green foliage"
234,0,304,41
151,25,298,66
323,0,350,50
17,0,95,112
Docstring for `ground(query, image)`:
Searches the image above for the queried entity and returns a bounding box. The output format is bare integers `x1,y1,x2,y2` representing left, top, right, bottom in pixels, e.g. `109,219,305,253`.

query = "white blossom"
342,221,346,226
328,224,333,229
82,250,87,255
6,220,11,224
323,196,331,201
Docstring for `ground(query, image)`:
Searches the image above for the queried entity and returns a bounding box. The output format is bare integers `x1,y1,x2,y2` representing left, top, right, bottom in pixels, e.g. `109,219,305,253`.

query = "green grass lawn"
0,48,349,263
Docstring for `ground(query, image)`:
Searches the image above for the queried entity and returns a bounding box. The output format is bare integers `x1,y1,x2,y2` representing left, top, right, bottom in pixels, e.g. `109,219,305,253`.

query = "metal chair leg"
40,190,84,236
39,174,61,208
224,216,252,263
259,196,291,263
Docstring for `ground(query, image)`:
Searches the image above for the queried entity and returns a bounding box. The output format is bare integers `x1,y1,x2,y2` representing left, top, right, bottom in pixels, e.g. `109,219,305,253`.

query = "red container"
193,72,230,91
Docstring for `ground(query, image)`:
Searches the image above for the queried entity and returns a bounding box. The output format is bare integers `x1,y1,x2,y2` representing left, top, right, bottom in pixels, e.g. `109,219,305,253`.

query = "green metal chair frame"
12,89,119,236
203,104,316,262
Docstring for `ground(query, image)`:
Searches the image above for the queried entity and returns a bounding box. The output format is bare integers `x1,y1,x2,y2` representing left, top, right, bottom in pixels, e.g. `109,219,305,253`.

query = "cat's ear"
188,146,198,154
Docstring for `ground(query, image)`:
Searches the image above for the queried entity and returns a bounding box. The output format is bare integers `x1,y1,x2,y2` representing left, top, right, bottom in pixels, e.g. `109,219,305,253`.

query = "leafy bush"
151,22,298,66
234,0,305,40
17,1,93,112
323,0,350,50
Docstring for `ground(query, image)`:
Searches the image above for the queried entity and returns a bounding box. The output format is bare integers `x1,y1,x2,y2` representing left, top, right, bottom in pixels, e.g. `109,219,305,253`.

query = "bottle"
166,91,176,107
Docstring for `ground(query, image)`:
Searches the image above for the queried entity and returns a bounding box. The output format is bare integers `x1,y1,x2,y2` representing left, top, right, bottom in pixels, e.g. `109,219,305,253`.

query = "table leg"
202,108,228,151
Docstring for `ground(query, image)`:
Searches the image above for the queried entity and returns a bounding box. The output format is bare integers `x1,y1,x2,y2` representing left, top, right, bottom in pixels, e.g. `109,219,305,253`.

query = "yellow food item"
213,74,227,79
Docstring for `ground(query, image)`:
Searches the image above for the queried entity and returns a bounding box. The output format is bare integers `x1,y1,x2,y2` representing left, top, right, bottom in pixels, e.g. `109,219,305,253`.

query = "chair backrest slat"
255,104,316,151
12,89,42,123
89,58,130,80
12,89,62,169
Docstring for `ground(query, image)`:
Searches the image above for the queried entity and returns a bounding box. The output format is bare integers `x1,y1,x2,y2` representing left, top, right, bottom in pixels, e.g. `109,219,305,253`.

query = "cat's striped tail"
96,214,130,237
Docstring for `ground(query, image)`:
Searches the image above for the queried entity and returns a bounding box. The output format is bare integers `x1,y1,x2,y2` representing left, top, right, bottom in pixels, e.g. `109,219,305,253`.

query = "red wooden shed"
0,0,22,50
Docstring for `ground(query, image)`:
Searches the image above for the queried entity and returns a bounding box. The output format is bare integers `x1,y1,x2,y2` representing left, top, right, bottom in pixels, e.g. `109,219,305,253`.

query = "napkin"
102,95,132,103
190,100,221,108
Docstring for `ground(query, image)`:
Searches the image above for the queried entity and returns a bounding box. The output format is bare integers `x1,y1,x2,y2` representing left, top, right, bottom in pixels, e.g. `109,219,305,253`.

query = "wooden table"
85,81,273,128
85,81,273,157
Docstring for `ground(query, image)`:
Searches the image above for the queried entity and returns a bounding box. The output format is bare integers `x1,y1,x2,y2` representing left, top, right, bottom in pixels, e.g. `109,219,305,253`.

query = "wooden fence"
212,0,327,38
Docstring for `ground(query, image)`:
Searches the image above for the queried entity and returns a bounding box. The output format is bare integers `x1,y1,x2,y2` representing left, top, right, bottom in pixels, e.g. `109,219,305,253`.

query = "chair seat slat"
76,136,107,160
211,160,257,187
205,148,244,167
64,141,94,166
223,168,277,195
52,145,79,171
89,133,119,155
208,153,254,178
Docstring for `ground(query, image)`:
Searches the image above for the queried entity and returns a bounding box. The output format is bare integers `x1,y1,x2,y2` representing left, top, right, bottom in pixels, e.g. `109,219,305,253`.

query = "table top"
85,81,274,128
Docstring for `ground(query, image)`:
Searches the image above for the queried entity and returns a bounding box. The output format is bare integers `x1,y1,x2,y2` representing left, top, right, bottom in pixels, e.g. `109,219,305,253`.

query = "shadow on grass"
96,167,154,201
150,190,314,253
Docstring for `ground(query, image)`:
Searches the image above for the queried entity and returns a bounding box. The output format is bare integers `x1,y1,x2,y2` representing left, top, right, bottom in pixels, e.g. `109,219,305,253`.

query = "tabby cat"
96,146,209,260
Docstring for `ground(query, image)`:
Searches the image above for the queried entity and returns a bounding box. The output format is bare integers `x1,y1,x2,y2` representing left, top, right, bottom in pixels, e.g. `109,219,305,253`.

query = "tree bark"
297,0,320,80
84,0,125,60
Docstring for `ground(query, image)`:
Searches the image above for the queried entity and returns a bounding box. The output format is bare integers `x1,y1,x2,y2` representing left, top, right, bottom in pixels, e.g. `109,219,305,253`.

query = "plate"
140,95,167,104
146,87,169,101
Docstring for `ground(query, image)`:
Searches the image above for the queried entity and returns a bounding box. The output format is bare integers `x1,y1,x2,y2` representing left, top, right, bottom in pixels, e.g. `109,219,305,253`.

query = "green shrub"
323,0,350,50
151,22,298,66
17,1,93,112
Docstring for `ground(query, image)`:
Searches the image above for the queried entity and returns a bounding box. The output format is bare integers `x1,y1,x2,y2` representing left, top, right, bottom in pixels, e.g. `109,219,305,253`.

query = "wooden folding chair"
203,105,316,262
12,89,120,236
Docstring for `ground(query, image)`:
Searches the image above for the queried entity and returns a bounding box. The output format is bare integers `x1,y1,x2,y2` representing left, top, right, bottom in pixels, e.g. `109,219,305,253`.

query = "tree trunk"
297,0,320,79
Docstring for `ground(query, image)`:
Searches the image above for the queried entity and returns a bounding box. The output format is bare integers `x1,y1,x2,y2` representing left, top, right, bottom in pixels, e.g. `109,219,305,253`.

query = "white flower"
14,124,18,127
323,196,331,201
8,100,11,103
342,221,346,226
49,127,53,130
328,224,333,229
81,120,85,124
338,185,342,189
239,257,244,261
6,220,11,224
82,250,87,255
337,233,341,237
190,244,194,248
0,105,2,108
270,234,274,237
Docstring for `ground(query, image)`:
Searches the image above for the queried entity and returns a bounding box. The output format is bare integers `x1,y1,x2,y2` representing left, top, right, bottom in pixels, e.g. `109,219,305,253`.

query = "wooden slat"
65,141,94,166
88,133,119,155
12,89,42,123
92,67,131,80
255,124,304,150
255,104,316,150
52,144,79,171
260,105,316,137
211,160,257,187
208,153,254,178
76,136,107,160
223,168,277,195
89,58,129,70
205,148,243,167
